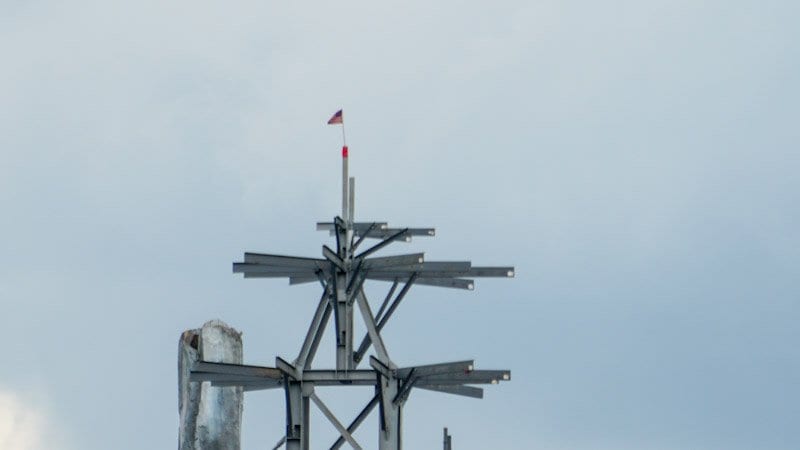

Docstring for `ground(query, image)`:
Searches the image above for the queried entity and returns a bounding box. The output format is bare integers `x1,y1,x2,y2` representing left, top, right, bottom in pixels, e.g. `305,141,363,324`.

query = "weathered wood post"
178,320,243,450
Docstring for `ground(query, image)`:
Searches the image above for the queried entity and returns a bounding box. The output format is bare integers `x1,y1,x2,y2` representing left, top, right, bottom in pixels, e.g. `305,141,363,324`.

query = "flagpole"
341,120,348,222
328,109,349,224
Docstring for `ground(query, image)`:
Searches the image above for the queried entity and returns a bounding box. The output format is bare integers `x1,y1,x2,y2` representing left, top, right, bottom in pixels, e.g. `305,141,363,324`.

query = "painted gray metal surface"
189,154,514,449
311,392,363,450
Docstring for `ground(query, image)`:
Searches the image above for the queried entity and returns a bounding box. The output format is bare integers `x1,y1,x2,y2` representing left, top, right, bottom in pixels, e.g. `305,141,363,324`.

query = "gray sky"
1,1,798,449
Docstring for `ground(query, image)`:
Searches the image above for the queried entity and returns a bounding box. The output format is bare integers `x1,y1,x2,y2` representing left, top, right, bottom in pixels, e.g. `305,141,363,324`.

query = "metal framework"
191,146,514,449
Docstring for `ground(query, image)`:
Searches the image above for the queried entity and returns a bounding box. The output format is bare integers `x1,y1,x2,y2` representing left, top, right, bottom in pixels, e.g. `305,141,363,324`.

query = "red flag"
327,109,343,125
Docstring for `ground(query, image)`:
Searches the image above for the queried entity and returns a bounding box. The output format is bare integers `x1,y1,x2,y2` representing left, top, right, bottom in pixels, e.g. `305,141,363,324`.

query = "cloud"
0,390,65,450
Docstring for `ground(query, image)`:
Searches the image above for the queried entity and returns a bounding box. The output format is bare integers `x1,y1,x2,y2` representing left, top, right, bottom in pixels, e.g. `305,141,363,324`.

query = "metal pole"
335,194,354,371
302,391,310,450
378,375,401,450
342,146,349,220
348,177,355,226
284,380,304,450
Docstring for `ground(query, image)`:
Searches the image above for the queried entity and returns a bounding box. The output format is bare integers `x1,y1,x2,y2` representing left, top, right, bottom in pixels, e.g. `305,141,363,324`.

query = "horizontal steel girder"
317,221,435,240
193,361,282,379
235,262,514,281
243,253,328,269
361,253,425,269
367,276,475,290
395,360,474,379
417,370,511,385
317,221,389,233
416,384,484,399
190,360,510,392
367,266,515,278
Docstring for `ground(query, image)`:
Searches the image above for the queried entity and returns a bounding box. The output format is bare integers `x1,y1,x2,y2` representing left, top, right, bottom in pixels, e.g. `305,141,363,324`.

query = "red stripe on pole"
342,146,349,158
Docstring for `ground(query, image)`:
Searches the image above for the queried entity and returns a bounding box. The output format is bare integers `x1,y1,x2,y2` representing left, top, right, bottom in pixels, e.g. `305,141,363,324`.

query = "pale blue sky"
1,1,798,449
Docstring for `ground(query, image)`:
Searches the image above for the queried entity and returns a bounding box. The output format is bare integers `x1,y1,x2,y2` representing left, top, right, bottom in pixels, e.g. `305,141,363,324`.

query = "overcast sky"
1,1,798,449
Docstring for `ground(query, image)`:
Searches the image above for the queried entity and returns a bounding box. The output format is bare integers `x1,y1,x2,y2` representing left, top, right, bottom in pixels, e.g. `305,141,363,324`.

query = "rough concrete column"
178,320,243,450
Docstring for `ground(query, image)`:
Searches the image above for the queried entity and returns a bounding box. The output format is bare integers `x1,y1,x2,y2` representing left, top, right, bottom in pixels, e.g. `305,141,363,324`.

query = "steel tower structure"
190,141,514,449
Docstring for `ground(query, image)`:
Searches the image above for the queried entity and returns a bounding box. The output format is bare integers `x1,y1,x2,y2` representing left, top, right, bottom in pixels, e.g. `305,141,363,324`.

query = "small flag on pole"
327,109,343,125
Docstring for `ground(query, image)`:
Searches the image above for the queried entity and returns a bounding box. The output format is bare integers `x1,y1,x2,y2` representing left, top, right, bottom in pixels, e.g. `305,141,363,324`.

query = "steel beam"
191,372,274,383
354,275,416,364
310,392,363,450
348,177,355,225
272,436,286,450
330,393,380,450
392,369,417,406
366,276,473,290
192,361,282,379
416,370,511,385
395,360,474,379
296,289,333,369
356,228,410,259
368,266,514,278
323,245,346,271
289,275,320,285
242,253,327,269
284,378,305,450
244,271,321,279
233,263,320,276
317,221,388,233
216,380,282,390
350,222,377,253
377,373,401,450
374,280,399,321
369,356,393,380
334,271,354,371
468,266,516,277
404,277,474,290
345,265,367,306
376,274,417,331
367,261,470,274
354,289,390,362
361,227,434,240
276,357,302,380
361,253,425,270
302,370,378,384
417,384,484,399
306,300,333,368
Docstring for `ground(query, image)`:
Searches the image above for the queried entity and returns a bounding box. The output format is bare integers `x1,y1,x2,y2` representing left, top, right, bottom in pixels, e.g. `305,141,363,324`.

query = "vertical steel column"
335,221,354,371
379,375,402,450
334,272,353,371
335,161,355,371
302,385,312,450
284,380,305,450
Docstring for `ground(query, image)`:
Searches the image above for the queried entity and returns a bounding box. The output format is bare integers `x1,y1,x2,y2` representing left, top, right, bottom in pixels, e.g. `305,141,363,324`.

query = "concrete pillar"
178,320,243,450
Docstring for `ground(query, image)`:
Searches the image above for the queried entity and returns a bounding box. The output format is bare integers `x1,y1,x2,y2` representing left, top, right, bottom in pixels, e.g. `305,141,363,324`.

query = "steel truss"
191,150,514,449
